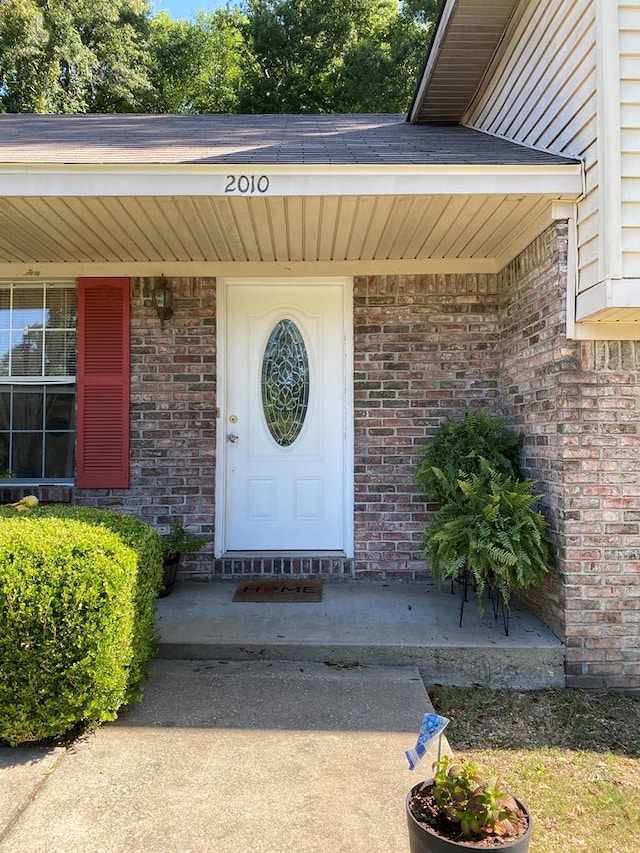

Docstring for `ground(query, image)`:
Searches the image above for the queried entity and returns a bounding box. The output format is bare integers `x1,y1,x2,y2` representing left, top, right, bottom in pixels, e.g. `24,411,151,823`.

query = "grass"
429,686,640,852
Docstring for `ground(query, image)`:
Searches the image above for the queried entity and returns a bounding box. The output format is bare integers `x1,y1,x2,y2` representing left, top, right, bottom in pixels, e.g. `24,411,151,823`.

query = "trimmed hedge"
32,506,163,698
0,507,163,746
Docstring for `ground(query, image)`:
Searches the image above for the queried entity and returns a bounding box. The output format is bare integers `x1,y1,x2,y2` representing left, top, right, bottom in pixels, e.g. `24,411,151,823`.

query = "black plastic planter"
406,783,532,852
158,555,180,598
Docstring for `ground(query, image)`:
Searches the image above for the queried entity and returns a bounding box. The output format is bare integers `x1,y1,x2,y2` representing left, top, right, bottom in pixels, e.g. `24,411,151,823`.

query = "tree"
0,0,153,113
145,8,250,113
402,0,440,26
334,2,435,113
0,0,50,112
238,0,434,114
0,0,439,115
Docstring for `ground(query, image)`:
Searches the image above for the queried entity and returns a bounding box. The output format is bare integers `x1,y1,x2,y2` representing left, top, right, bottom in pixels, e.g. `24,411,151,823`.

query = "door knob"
227,433,239,443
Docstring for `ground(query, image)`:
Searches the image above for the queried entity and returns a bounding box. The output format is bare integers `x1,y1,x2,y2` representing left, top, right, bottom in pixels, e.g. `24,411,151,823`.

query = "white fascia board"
595,0,623,282
0,163,583,198
409,0,457,123
0,258,498,280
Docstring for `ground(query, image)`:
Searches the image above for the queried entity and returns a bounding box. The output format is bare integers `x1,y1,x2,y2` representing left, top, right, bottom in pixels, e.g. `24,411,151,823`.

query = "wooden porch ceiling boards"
0,191,565,269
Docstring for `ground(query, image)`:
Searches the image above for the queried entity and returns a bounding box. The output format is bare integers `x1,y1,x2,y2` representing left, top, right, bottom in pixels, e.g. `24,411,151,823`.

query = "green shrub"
0,505,162,743
416,410,523,505
28,505,164,698
0,517,140,745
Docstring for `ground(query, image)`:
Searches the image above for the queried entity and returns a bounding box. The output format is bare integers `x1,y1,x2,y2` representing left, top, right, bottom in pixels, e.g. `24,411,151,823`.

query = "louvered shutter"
76,278,130,489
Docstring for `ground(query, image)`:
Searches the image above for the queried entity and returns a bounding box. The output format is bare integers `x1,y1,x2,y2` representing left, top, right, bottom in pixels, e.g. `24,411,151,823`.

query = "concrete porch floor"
156,580,565,689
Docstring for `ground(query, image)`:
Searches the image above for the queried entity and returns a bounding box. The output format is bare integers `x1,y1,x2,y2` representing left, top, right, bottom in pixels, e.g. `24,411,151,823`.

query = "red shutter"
76,278,130,489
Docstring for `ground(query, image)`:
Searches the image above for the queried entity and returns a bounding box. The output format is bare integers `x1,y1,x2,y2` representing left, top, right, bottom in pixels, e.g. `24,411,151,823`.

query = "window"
0,282,76,482
261,319,310,447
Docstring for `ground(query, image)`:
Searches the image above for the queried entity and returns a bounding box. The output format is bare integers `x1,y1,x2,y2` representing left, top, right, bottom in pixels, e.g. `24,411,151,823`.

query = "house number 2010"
225,175,270,194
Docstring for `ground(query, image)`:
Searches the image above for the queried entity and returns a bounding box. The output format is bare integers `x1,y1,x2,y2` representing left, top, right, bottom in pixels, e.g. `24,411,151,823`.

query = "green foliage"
422,463,552,612
145,8,250,113
0,516,138,745
0,0,153,113
1,0,437,115
431,755,521,840
238,0,432,114
416,409,524,505
29,505,163,694
161,520,206,560
0,506,162,745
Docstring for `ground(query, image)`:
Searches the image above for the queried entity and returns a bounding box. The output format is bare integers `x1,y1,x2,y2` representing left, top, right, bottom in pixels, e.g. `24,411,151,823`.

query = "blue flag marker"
405,713,450,771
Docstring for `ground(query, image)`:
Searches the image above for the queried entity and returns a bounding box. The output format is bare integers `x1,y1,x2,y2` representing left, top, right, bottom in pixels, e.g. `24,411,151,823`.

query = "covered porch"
0,113,581,668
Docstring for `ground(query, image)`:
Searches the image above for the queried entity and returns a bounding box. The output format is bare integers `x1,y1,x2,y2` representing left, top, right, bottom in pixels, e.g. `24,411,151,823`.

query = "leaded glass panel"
261,319,309,447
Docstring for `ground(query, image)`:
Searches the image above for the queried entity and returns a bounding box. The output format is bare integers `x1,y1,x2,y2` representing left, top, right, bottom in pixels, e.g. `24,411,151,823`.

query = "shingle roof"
0,113,577,166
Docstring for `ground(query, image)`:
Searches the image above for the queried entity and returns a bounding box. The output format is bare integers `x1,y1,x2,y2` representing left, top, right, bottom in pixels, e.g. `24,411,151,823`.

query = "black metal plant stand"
450,572,510,636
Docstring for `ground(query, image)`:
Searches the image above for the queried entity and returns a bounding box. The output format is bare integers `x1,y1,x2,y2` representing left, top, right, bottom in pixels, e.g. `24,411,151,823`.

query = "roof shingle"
0,114,577,166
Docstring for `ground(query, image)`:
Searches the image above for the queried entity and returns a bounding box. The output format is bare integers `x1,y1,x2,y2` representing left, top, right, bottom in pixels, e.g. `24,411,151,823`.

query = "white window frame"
0,281,76,486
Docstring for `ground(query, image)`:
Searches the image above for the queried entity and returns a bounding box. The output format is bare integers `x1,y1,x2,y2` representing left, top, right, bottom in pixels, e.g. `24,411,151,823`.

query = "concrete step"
155,580,565,689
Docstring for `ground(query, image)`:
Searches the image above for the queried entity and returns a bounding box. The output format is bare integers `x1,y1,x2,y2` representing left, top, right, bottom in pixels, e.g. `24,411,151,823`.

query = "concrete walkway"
0,581,563,852
0,660,441,853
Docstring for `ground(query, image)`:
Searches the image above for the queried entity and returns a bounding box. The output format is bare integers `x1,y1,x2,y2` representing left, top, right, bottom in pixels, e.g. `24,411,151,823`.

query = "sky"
152,0,231,19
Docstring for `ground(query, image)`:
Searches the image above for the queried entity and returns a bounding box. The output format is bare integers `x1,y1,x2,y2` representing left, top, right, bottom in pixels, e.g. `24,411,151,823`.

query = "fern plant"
422,462,552,613
415,409,523,505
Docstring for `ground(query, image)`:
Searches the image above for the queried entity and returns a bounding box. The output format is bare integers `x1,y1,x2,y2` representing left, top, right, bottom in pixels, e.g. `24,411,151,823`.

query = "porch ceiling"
0,113,581,277
0,189,578,276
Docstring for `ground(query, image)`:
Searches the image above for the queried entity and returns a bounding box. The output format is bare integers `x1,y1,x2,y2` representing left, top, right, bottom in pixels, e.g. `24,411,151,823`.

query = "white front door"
219,278,352,552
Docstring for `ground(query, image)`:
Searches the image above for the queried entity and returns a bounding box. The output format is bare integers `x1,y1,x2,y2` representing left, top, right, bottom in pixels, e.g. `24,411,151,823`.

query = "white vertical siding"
620,3,640,277
465,0,599,292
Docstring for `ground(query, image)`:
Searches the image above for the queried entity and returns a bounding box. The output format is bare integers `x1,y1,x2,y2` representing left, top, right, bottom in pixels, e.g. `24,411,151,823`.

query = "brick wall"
498,224,640,690
567,341,640,689
352,273,500,578
75,276,216,576
497,224,570,637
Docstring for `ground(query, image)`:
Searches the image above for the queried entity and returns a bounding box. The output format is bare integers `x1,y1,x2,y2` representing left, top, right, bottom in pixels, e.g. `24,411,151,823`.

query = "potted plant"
407,755,531,851
415,410,523,506
158,521,206,597
421,462,553,619
416,411,553,626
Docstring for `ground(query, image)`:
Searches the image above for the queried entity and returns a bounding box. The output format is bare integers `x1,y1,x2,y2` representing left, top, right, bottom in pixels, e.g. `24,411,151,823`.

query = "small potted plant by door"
407,755,531,852
159,521,206,597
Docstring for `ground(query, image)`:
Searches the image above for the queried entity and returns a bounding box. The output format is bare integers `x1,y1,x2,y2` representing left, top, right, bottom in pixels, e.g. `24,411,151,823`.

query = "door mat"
232,580,323,603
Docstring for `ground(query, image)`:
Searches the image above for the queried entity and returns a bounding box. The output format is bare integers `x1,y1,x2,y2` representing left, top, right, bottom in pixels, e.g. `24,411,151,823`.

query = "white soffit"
0,187,580,277
410,0,521,124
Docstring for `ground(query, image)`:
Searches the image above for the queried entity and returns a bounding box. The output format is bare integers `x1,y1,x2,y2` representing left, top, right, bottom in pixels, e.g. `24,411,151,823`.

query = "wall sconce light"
152,278,173,331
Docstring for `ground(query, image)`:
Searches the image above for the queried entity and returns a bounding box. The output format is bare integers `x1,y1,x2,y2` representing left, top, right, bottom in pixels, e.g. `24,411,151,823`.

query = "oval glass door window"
261,319,310,446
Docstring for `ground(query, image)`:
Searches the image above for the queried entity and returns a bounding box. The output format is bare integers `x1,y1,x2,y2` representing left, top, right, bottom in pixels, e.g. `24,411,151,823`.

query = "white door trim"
215,276,353,558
